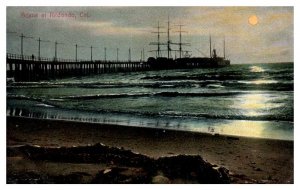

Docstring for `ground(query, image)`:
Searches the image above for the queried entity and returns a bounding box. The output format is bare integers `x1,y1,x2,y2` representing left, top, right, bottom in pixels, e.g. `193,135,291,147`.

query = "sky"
6,6,293,64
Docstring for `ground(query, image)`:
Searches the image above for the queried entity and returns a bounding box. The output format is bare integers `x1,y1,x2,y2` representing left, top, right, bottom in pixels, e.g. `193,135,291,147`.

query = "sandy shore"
7,116,293,183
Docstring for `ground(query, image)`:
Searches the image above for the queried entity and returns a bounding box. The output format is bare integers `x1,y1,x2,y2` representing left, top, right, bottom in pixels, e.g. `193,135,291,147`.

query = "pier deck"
7,53,150,81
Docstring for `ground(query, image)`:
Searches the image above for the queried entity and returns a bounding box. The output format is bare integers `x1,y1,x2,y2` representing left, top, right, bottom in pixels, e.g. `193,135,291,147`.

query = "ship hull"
148,57,230,69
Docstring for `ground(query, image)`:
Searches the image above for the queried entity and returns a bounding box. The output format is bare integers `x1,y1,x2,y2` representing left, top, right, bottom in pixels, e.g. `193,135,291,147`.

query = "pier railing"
6,53,142,63
7,53,90,63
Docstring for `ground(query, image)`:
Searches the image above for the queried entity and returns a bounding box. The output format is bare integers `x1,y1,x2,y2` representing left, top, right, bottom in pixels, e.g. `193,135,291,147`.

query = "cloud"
65,20,151,36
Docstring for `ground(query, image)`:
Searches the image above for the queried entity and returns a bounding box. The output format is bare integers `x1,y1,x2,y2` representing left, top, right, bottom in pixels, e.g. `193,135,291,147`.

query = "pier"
6,19,230,82
6,53,150,81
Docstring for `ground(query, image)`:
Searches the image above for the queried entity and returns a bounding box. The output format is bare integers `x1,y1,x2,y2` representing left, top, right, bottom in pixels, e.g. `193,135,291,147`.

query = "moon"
248,15,258,26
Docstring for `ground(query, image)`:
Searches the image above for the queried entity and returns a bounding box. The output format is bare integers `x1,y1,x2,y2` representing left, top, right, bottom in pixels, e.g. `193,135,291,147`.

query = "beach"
7,116,294,184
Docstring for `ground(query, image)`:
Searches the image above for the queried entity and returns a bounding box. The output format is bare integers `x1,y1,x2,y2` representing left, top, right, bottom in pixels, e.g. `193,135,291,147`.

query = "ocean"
7,63,294,140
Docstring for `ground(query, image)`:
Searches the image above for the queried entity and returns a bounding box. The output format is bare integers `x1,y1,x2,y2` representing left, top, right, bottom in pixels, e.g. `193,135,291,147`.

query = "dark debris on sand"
7,143,234,184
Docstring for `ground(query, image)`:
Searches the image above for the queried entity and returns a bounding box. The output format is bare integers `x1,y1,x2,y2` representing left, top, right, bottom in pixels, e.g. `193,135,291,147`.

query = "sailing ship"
147,19,230,69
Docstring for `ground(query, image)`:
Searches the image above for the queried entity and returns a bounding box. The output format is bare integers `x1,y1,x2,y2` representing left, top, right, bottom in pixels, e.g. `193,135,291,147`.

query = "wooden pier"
6,53,151,81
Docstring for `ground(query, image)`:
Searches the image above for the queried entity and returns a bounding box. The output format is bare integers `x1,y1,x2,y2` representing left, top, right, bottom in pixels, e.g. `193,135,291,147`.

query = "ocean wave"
35,103,55,108
7,91,244,103
7,94,43,101
141,72,266,81
223,82,293,91
206,84,225,88
7,75,293,92
52,91,243,100
110,109,293,122
57,93,151,100
237,80,278,84
7,104,293,123
7,81,293,92
7,81,181,89
7,95,56,108
154,92,241,97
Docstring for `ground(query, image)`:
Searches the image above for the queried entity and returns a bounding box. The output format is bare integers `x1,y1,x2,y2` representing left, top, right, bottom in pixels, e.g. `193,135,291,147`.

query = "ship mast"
174,24,190,59
167,16,171,59
179,25,182,58
223,36,226,59
149,21,165,58
157,21,161,58
209,34,212,58
150,18,190,59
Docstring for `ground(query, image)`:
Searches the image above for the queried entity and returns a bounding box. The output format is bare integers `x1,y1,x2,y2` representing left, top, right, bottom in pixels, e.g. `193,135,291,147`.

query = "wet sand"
7,116,294,183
